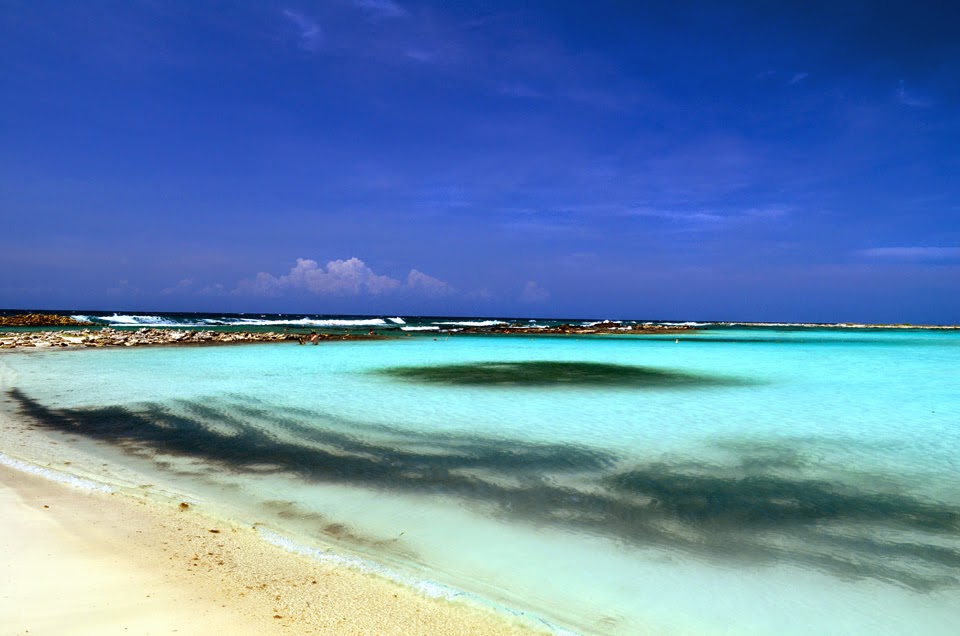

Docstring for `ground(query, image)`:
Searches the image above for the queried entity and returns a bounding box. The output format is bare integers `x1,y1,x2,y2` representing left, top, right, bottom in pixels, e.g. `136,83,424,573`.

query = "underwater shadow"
377,361,755,388
9,387,960,592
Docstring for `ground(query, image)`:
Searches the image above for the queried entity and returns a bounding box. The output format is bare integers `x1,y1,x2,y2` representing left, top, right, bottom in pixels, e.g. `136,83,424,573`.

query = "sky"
1,1,959,323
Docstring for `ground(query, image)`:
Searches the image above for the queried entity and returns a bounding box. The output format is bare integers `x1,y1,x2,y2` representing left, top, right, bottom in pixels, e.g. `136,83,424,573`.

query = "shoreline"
0,332,571,635
4,323,960,634
0,457,552,636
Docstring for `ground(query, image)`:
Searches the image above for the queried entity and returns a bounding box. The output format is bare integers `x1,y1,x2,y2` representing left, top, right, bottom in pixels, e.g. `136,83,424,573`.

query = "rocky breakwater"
0,313,92,327
0,328,379,349
456,321,697,336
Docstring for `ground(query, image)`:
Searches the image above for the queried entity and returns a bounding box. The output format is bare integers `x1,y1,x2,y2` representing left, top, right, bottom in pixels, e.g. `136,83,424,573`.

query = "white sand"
0,464,548,636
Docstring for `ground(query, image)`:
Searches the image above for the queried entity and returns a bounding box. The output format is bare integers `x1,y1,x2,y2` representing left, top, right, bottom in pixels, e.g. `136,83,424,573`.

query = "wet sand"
0,463,548,636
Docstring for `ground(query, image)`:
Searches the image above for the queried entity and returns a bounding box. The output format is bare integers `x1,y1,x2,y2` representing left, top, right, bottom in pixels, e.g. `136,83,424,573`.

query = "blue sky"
2,1,958,322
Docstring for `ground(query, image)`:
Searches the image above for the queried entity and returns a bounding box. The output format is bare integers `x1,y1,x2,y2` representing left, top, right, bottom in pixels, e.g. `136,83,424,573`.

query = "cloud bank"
235,257,453,297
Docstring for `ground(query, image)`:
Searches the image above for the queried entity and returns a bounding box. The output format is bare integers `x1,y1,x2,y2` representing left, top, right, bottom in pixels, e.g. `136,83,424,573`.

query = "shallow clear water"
2,328,960,634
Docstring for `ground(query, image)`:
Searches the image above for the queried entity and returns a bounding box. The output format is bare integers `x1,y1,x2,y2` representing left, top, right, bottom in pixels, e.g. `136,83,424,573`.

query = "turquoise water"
2,328,960,634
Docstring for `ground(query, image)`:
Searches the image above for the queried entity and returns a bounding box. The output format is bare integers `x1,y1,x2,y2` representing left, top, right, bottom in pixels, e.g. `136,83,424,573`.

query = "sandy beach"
0,463,547,636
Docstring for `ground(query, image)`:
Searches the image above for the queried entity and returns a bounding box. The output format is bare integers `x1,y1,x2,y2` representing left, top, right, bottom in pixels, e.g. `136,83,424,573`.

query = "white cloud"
282,9,322,51
235,271,287,297
271,257,400,294
788,72,809,85
407,269,454,295
519,280,549,303
236,257,454,297
857,247,960,261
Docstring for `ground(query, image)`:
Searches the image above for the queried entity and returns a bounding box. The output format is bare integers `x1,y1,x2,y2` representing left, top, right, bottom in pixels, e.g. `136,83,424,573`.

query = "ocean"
2,312,959,634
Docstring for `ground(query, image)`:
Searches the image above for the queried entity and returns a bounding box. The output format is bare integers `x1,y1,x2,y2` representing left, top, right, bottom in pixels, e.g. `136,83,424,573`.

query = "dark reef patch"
9,387,960,592
378,361,751,388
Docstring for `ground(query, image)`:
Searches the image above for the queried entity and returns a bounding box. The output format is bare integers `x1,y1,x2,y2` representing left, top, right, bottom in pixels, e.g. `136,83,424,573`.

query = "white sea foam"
434,320,505,327
257,527,461,600
0,452,114,493
296,318,388,327
83,314,395,328
256,527,577,635
101,314,182,327
230,318,389,327
400,326,441,331
726,321,959,329
523,320,553,329
64,313,464,329
660,321,711,327
716,321,890,328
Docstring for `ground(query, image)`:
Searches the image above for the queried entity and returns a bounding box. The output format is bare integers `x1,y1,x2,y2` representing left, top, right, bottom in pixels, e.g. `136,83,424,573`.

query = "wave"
659,321,712,327
719,321,871,329
434,320,506,327
75,314,394,328
96,314,185,327
0,452,113,493
400,326,441,331
35,313,958,331
305,318,388,327
581,320,621,327
229,318,389,328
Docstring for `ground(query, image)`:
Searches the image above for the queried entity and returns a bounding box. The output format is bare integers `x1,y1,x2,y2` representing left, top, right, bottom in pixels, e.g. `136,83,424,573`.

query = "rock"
0,313,92,327
0,326,380,349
